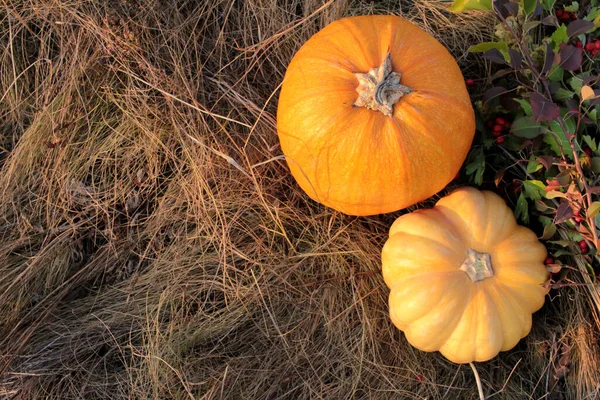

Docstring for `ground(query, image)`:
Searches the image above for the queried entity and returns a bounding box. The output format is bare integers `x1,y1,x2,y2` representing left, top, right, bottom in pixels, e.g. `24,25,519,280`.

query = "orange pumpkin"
277,15,475,216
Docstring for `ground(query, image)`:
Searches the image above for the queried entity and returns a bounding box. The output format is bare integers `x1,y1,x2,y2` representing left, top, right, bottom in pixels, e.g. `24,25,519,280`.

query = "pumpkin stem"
353,54,412,117
460,248,494,282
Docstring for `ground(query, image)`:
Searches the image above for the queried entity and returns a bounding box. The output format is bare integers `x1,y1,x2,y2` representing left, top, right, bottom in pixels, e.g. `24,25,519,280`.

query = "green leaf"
524,21,542,33
569,75,584,93
469,42,510,62
523,0,537,15
547,66,564,82
546,190,568,199
553,249,575,257
591,157,600,173
586,7,600,22
511,116,542,138
465,150,486,185
564,1,579,12
526,161,543,173
588,201,600,218
550,25,569,50
589,108,598,123
586,262,596,280
514,98,533,116
523,180,547,200
544,130,570,157
515,193,529,224
544,120,575,159
541,0,556,11
541,222,557,240
583,135,597,152
449,0,493,12
536,200,554,212
554,88,575,101
550,240,575,247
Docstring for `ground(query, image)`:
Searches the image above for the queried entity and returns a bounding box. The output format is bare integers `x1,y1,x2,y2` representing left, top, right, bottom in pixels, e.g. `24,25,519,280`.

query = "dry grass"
0,0,598,399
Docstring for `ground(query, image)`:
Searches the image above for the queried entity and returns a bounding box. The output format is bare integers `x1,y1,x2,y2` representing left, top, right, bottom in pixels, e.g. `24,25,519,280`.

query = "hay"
0,0,598,399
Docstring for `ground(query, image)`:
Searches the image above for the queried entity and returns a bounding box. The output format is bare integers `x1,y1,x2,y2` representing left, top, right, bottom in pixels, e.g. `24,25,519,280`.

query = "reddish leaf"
503,2,519,16
541,15,558,26
583,75,600,85
530,92,560,122
508,49,523,69
555,171,572,186
555,201,573,224
494,168,505,187
490,69,513,80
559,43,582,71
566,20,595,37
482,49,507,64
590,90,600,106
483,86,508,105
537,155,555,170
493,0,517,18
565,98,579,112
542,43,555,74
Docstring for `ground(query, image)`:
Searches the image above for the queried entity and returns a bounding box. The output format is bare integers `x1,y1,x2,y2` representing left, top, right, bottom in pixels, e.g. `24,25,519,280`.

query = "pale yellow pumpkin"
381,187,549,363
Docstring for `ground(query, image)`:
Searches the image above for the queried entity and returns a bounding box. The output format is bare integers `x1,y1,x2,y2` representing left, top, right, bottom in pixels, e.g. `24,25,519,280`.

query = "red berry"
571,13,577,20
586,43,595,51
556,10,563,17
465,78,475,86
593,49,599,57
595,41,600,50
495,117,506,125
496,136,505,144
584,148,593,156
575,41,583,48
512,181,522,194
579,240,589,252
492,130,502,138
544,257,554,265
574,215,584,223
493,124,503,133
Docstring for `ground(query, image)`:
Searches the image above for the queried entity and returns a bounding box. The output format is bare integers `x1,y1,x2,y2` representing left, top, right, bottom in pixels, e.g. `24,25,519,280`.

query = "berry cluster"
555,9,577,22
580,39,600,57
486,116,511,144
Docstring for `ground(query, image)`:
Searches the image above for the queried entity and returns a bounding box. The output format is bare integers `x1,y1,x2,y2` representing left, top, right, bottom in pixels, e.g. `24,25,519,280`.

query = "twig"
469,362,486,400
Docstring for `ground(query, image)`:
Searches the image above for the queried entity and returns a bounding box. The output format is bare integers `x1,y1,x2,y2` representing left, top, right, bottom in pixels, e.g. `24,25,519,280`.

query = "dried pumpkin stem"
469,362,486,400
460,248,494,282
353,54,412,117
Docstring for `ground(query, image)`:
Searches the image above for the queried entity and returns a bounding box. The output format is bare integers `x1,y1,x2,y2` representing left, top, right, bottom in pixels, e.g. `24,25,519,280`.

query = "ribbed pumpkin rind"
381,187,550,363
277,15,475,215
